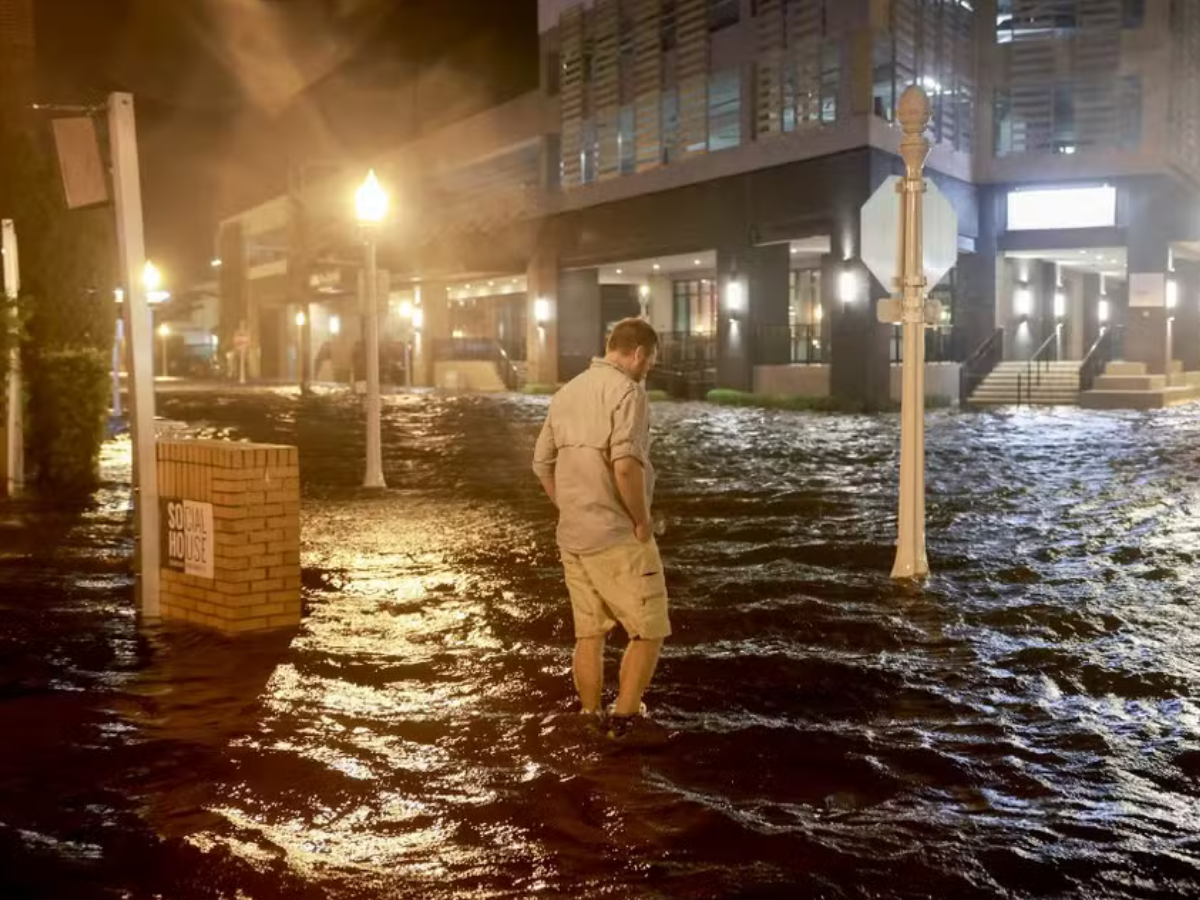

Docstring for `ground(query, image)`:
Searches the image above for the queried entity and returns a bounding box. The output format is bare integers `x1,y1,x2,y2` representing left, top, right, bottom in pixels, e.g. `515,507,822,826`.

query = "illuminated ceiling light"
790,246,798,255
615,269,623,275
653,263,661,271
210,258,222,268
693,259,701,266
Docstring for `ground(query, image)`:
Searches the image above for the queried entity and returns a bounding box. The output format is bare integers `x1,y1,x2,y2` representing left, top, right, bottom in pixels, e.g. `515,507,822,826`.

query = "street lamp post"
355,170,388,489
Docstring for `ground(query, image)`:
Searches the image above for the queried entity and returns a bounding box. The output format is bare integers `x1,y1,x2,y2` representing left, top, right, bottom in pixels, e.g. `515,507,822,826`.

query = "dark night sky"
35,0,538,285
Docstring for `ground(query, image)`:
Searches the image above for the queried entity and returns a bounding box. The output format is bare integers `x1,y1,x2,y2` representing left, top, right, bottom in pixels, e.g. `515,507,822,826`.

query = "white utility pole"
2,219,24,497
108,92,160,616
891,88,933,580
355,170,388,489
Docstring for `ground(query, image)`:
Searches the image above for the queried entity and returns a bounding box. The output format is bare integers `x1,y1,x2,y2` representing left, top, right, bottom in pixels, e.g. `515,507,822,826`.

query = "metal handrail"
1026,326,1061,388
1079,326,1116,393
959,328,1004,407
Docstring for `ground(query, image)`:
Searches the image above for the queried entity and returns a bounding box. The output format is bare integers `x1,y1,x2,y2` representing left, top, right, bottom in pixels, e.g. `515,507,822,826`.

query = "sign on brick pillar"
156,440,302,634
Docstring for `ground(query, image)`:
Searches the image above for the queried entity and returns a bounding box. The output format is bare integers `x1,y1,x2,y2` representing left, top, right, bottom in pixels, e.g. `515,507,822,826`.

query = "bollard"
155,440,302,633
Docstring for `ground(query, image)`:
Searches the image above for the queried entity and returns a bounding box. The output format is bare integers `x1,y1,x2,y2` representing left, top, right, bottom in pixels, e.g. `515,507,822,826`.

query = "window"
708,68,741,152
672,279,718,335
994,78,1142,157
709,0,740,31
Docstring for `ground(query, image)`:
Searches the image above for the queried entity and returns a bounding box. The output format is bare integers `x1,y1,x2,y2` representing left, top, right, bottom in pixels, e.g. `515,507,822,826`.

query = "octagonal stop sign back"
860,176,959,293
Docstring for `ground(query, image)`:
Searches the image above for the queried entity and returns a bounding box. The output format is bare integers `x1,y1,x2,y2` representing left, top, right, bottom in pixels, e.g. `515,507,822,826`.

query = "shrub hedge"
28,348,110,494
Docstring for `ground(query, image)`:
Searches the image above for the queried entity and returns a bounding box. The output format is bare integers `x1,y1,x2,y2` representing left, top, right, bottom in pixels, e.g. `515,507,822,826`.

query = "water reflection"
0,389,1197,898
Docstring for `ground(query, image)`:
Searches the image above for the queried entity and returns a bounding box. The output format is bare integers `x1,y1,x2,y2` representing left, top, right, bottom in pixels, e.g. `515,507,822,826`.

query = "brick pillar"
156,441,301,634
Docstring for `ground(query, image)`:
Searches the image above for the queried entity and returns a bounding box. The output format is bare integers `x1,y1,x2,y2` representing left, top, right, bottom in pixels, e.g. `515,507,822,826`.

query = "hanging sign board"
52,117,110,209
160,498,215,579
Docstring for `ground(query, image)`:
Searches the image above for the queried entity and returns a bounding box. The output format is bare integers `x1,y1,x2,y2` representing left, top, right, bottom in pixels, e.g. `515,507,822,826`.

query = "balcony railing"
757,324,829,365
889,325,958,363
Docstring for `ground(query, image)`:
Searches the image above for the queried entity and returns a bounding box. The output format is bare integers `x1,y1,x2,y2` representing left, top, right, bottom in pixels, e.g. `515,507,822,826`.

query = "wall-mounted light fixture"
330,315,341,336
534,297,552,325
1098,299,1110,324
837,269,858,304
1166,278,1178,310
412,308,425,331
295,311,307,328
725,279,745,314
1053,290,1066,319
1014,284,1033,318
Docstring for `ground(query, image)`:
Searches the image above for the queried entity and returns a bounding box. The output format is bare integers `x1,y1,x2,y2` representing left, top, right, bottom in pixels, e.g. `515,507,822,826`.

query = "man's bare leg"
573,635,606,713
613,637,663,716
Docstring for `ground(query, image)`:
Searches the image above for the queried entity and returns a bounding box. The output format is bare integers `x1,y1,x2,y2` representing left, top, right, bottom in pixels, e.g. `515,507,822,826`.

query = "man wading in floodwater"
533,317,670,739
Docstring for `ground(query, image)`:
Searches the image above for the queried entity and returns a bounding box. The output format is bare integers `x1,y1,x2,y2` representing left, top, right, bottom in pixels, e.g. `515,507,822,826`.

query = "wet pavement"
1,386,1199,899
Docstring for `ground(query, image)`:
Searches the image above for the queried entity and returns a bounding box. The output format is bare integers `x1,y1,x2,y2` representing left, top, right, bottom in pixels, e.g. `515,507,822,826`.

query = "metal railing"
889,325,957,364
1025,326,1061,394
1079,326,1120,393
650,332,717,398
757,324,829,365
959,328,1004,407
432,337,522,391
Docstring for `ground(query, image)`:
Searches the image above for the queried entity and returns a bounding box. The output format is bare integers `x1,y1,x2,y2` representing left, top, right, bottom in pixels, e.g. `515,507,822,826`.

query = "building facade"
216,0,1200,403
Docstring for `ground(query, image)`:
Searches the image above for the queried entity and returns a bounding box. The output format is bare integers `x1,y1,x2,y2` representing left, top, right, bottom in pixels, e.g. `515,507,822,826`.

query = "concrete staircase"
967,360,1082,406
1081,361,1200,409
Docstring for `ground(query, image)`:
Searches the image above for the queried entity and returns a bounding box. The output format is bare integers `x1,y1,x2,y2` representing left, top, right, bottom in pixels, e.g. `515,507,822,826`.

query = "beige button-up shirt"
532,358,654,554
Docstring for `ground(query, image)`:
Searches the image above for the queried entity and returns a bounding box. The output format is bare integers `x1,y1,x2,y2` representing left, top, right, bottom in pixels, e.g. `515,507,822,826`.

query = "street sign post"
108,92,161,616
859,86,957,581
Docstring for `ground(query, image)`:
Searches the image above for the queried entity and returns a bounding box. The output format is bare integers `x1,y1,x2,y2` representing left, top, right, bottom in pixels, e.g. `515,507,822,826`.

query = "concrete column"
558,268,602,383
413,282,448,387
1174,260,1200,372
828,253,890,407
1067,270,1085,360
1080,272,1102,354
647,274,672,334
526,253,560,387
1125,188,1172,374
715,244,790,391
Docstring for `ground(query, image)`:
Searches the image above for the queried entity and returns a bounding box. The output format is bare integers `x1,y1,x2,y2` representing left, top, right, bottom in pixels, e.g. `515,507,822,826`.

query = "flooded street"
2,388,1199,899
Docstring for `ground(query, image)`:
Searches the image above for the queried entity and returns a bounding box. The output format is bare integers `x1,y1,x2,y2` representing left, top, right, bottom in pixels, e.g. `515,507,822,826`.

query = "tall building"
0,0,34,118
218,0,1200,405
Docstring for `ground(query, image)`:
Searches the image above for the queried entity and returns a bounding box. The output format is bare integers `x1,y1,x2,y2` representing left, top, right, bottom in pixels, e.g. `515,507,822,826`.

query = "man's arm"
532,416,558,507
614,457,651,542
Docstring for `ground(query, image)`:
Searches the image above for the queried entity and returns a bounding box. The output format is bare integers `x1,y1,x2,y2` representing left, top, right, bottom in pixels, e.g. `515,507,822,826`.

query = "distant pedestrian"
532,318,669,737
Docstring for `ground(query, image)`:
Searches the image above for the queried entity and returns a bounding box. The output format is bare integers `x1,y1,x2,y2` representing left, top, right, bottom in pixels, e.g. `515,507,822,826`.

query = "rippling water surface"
1,388,1199,899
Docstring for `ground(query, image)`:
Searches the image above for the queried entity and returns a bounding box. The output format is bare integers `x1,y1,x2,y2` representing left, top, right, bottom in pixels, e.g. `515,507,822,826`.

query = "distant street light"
158,322,170,377
143,260,171,303
355,169,388,489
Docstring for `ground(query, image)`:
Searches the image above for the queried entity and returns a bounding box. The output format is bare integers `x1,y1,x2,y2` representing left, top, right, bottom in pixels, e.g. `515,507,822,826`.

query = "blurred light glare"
158,323,170,337
295,311,306,327
1098,299,1110,323
355,169,389,224
330,315,341,335
412,309,424,330
143,261,162,292
534,298,551,324
1167,279,1178,309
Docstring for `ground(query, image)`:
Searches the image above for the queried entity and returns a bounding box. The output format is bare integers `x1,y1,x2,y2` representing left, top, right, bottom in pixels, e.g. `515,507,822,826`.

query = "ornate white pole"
892,87,932,580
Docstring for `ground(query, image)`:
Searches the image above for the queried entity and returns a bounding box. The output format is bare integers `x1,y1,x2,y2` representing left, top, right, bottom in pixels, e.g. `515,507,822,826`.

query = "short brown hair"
607,317,659,355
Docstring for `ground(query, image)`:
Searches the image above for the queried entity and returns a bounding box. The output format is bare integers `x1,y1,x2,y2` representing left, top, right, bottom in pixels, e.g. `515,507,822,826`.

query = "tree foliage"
1,120,117,491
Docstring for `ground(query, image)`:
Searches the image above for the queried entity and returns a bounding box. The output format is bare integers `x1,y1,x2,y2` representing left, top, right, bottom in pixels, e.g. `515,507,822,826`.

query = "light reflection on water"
0,391,1198,898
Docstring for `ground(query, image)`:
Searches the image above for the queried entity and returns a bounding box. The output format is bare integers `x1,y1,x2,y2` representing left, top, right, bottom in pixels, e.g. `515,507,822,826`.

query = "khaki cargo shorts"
561,536,671,641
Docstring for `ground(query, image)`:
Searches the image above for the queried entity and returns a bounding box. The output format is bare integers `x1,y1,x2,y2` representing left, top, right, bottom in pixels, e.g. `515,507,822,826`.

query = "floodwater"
1,387,1199,900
